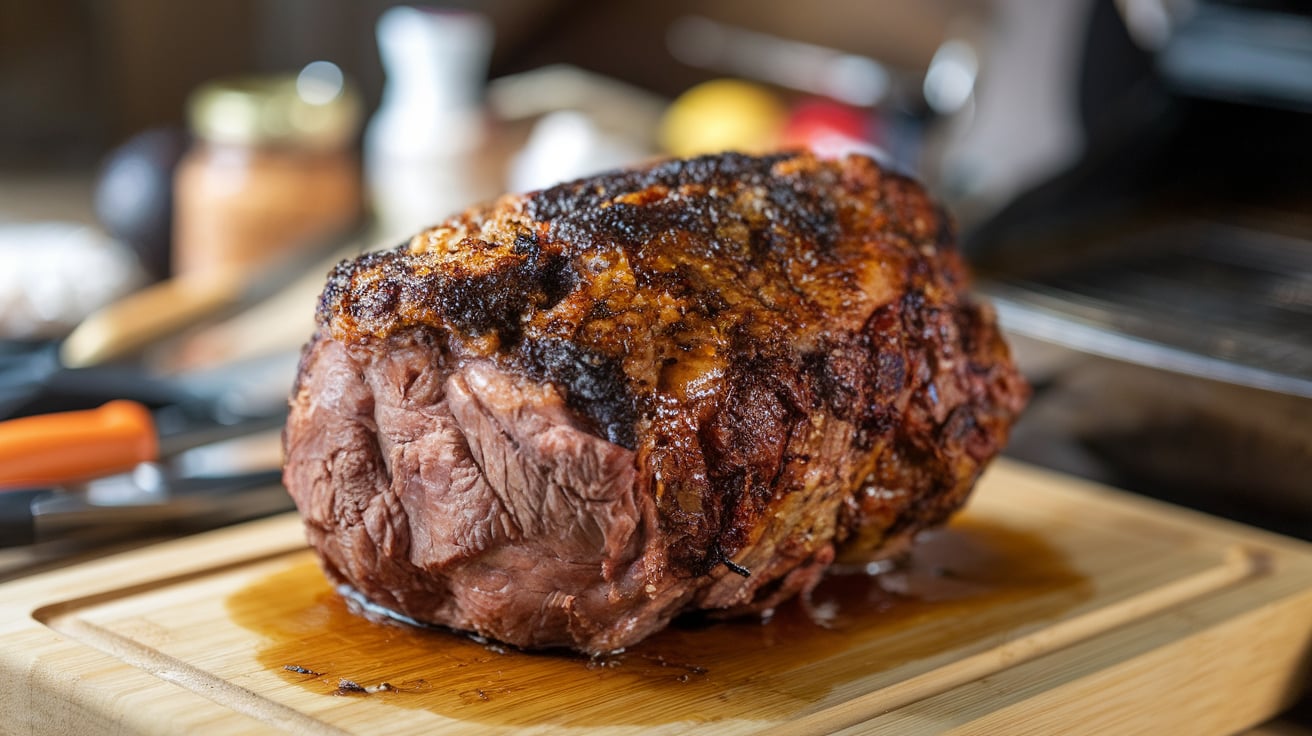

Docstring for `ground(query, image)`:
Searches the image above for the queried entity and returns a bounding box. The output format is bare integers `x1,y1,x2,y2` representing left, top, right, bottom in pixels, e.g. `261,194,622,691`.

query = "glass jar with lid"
173,69,362,277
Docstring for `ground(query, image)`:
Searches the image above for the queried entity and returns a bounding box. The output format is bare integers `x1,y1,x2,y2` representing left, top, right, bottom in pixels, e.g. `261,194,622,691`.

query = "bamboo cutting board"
2,460,1311,735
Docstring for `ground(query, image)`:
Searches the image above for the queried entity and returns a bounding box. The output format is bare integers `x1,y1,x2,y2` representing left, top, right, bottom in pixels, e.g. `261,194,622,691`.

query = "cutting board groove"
3,460,1311,735
33,551,340,736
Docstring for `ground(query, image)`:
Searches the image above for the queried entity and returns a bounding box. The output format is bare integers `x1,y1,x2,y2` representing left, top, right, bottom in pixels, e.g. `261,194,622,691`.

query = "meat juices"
283,152,1028,654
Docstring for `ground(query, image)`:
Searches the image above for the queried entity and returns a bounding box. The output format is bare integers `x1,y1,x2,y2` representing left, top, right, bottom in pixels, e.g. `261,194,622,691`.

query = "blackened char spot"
512,231,539,256
526,152,793,223
765,179,839,251
436,267,519,336
522,337,637,448
565,197,758,254
355,280,401,323
318,250,396,326
550,203,669,250
437,241,577,338
802,305,909,451
531,153,839,263
537,253,577,311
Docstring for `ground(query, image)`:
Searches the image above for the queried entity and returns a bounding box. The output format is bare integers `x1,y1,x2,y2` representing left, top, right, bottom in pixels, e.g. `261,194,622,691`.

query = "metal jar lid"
187,68,362,149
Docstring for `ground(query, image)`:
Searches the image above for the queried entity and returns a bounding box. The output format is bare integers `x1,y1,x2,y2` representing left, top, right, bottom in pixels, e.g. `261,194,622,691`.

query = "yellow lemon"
660,79,787,158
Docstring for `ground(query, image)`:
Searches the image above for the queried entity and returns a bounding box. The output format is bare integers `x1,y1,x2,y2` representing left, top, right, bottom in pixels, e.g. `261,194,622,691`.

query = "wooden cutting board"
2,460,1311,735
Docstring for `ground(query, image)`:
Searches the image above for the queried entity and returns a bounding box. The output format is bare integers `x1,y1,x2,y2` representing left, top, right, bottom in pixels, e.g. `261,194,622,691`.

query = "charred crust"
322,238,577,343
435,240,575,337
525,151,794,223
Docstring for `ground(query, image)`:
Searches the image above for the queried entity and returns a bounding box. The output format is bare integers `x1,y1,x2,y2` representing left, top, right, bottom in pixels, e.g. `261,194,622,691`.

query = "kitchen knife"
0,468,286,549
0,399,284,489
58,220,372,369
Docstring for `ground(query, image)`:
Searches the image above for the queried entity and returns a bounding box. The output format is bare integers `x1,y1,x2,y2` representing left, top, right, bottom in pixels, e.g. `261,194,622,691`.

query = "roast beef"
283,151,1028,654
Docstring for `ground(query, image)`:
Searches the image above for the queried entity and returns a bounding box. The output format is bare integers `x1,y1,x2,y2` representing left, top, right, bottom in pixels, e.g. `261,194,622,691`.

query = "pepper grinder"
365,6,495,244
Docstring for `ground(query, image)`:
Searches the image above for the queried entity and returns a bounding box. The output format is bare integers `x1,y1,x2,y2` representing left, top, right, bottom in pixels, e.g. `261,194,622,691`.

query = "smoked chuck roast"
283,151,1028,654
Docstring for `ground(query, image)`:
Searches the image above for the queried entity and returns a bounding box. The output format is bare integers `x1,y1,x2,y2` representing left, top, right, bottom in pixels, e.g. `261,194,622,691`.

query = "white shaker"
365,7,495,244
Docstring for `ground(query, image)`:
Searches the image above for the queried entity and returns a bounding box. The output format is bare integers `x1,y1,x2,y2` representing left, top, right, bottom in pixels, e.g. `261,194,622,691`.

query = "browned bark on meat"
283,151,1028,653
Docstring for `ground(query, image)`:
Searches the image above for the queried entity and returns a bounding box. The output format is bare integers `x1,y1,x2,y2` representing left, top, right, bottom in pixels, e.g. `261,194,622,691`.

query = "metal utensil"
0,467,287,549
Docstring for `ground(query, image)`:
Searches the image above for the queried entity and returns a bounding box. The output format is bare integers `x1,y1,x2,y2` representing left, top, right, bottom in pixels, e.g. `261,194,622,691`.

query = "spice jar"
173,70,362,276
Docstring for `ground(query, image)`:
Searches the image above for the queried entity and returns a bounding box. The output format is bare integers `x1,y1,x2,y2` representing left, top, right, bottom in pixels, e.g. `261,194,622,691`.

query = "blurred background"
0,0,1309,571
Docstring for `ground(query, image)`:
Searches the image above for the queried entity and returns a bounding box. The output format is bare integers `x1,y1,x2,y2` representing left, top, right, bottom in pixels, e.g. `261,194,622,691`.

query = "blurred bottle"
173,64,362,277
365,7,496,243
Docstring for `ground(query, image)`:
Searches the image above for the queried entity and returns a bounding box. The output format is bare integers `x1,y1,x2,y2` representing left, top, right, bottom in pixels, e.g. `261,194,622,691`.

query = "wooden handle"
0,401,158,488
59,270,244,369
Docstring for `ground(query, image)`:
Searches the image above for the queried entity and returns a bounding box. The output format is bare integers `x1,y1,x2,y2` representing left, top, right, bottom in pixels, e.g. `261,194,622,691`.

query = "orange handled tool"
0,401,159,489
